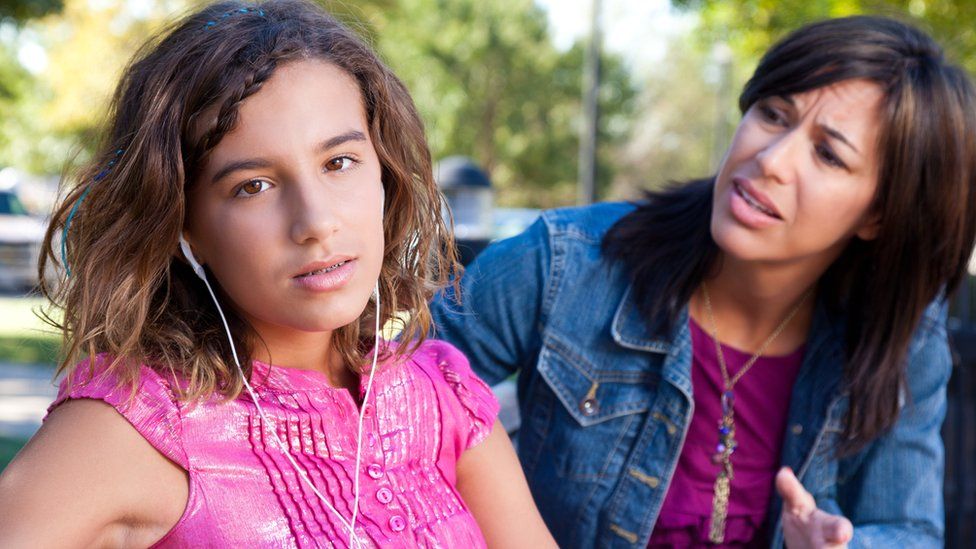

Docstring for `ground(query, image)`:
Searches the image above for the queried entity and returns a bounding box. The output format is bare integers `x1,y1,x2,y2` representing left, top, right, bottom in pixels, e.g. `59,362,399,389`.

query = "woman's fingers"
776,467,816,516
777,467,854,549
819,511,853,544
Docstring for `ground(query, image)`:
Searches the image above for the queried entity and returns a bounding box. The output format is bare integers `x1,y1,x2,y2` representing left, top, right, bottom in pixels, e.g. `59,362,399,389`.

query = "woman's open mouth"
732,179,782,220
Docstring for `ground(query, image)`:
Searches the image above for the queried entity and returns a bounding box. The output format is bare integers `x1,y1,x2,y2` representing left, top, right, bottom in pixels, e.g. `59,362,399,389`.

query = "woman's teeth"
300,261,347,277
737,184,778,218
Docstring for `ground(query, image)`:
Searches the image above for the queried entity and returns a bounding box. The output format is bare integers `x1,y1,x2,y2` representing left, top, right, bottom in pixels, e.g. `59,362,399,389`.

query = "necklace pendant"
709,470,731,543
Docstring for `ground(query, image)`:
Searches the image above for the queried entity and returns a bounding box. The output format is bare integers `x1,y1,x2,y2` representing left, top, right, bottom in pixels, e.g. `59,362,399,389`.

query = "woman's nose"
755,130,798,184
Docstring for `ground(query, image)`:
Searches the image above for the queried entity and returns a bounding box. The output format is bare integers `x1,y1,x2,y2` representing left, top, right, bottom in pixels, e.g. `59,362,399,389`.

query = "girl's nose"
289,178,340,244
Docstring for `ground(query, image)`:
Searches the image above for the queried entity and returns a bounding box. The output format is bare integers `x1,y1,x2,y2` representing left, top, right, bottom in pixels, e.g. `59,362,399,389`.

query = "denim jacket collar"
611,282,694,400
611,283,672,354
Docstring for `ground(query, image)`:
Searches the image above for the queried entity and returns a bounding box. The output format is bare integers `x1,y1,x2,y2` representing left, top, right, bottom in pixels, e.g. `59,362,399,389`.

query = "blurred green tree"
612,33,725,199
0,0,62,22
674,0,976,72
374,0,637,207
4,0,637,208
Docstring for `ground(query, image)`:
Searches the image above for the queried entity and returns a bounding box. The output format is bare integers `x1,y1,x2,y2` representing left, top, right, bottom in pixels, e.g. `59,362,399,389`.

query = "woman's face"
711,78,884,269
185,59,385,339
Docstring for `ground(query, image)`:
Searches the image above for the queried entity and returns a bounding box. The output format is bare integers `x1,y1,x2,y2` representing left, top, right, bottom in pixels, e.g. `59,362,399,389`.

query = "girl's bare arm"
456,420,557,548
0,399,187,548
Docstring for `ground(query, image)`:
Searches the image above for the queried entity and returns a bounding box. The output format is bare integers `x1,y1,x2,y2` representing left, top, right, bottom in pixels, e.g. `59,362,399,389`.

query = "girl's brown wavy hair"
38,0,459,400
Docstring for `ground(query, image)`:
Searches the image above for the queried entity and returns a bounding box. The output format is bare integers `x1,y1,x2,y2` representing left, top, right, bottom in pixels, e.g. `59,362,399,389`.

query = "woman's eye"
816,143,846,169
235,179,271,197
759,104,785,125
325,156,357,172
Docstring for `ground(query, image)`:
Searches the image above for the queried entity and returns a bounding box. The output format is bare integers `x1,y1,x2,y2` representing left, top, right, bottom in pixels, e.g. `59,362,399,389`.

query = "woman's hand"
776,467,853,549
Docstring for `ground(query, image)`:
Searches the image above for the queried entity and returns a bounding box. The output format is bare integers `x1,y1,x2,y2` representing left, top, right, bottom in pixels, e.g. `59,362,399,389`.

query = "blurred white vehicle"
0,190,46,291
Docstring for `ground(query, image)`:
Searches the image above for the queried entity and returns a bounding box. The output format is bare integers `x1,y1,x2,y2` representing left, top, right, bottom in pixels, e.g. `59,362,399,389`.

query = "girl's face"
711,78,884,269
185,60,384,339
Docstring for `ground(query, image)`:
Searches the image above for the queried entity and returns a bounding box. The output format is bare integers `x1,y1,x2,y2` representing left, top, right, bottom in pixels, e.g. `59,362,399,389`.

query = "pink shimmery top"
45,340,499,548
648,318,805,548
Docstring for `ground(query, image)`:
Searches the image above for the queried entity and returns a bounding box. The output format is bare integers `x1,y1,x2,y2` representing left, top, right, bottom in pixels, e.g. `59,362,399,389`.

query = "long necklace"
702,283,810,544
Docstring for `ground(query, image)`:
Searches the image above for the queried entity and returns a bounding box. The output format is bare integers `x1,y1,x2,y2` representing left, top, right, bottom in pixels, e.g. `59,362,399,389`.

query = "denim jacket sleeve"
430,217,551,386
837,303,951,548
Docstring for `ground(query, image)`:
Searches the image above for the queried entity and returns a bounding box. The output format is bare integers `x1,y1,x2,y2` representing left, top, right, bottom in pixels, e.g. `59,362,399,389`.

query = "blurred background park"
2,0,976,544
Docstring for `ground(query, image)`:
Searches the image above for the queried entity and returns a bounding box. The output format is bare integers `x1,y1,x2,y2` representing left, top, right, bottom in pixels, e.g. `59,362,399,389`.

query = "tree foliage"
373,0,636,206
1,0,637,208
674,0,976,73
0,0,62,23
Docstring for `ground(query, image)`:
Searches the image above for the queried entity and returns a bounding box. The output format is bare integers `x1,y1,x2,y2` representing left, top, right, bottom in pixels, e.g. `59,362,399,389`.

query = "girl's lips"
292,259,357,292
729,182,783,229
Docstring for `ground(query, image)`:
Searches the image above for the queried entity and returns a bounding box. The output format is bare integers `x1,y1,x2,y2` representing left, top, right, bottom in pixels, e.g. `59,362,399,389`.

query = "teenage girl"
0,1,555,547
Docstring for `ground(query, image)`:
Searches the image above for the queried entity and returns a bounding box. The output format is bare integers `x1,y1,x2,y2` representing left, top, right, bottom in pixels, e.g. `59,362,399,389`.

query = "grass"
0,436,27,472
0,296,61,366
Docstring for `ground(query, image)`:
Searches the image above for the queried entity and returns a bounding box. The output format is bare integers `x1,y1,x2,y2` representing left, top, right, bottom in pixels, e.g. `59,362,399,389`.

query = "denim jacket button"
791,424,803,435
580,397,599,416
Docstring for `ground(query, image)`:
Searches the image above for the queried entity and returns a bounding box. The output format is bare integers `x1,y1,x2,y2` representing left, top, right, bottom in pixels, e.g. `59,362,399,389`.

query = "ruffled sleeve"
46,354,188,469
417,339,501,453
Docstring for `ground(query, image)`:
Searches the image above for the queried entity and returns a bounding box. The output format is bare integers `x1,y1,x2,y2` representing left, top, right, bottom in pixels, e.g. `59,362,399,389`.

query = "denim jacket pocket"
538,330,657,426
536,330,658,480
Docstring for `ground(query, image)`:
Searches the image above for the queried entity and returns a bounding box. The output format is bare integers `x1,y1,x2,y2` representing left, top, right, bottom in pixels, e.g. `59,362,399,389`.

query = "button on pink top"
649,318,805,548
46,340,499,548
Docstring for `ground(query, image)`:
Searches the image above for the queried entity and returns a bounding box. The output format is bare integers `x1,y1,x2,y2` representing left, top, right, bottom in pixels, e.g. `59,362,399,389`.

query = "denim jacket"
431,202,949,548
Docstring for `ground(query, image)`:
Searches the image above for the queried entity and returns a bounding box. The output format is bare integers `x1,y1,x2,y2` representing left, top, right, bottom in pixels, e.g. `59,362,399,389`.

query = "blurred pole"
711,42,733,169
577,0,603,206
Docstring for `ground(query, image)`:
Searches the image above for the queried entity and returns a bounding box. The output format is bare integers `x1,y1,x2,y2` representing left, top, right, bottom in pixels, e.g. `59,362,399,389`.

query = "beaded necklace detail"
701,283,811,544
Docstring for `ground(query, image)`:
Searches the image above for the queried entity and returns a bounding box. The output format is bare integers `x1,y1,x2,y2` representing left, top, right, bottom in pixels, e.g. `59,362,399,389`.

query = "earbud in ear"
379,183,386,217
179,234,207,281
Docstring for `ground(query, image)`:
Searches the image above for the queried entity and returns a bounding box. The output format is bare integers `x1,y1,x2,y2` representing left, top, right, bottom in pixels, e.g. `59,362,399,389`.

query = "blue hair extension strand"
202,7,265,30
61,148,124,277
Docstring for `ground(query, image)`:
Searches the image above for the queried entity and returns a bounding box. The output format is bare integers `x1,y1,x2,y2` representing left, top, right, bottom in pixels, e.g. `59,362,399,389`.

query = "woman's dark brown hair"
38,0,458,399
604,15,976,453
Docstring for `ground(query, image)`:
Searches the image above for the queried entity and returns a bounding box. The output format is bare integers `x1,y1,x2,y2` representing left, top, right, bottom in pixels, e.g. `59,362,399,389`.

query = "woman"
431,15,975,548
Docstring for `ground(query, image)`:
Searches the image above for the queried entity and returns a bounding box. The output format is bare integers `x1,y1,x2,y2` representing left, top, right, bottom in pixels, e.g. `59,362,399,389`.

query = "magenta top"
45,339,499,548
648,319,805,548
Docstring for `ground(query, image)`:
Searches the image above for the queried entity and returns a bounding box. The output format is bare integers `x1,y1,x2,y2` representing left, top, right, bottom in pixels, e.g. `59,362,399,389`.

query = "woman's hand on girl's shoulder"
456,419,557,548
0,398,188,548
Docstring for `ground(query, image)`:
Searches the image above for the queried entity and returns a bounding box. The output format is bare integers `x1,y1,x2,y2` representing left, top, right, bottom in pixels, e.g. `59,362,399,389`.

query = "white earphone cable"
349,285,381,547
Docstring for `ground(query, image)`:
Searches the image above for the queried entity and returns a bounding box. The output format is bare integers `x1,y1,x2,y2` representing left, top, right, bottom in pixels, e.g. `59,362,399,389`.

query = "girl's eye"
235,179,271,197
325,156,357,172
816,143,847,169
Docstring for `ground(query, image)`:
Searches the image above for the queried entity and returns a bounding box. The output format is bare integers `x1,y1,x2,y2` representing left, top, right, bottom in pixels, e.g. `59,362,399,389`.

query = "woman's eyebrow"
780,94,860,155
820,125,860,155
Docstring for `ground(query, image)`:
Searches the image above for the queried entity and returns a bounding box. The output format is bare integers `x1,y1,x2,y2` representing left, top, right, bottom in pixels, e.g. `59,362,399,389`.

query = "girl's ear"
855,211,882,241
